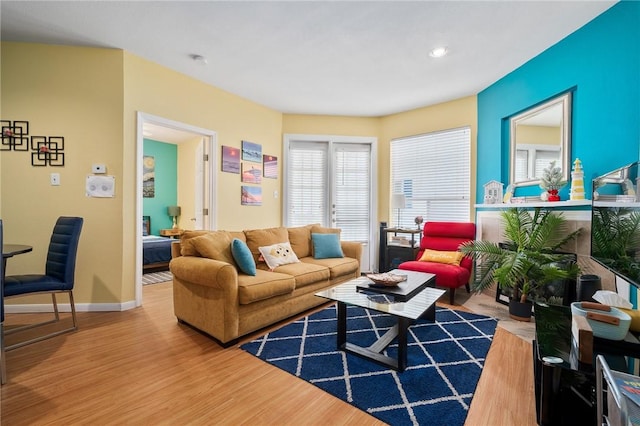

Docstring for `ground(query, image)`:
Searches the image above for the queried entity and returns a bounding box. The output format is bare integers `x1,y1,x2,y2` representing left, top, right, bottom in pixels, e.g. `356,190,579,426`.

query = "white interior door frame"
135,112,217,306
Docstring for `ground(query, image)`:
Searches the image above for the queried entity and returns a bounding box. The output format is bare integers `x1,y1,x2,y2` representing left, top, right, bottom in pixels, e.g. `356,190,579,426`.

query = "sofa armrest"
341,241,362,263
170,256,238,290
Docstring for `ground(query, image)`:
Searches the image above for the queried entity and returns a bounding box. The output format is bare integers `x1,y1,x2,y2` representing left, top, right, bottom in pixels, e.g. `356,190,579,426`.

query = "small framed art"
242,162,262,184
222,145,240,173
263,155,278,179
241,140,262,163
241,186,262,206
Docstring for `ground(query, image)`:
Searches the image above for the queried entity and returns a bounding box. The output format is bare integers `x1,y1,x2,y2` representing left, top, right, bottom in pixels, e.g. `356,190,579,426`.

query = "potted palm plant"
460,207,581,321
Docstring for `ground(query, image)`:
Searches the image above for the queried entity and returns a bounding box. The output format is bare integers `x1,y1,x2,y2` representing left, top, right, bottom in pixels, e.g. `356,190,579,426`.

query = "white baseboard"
4,300,138,314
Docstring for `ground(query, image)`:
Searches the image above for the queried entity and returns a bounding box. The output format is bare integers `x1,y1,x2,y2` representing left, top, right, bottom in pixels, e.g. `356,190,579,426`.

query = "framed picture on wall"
241,140,262,163
222,145,240,173
143,155,155,198
241,186,262,206
242,162,262,184
263,155,278,179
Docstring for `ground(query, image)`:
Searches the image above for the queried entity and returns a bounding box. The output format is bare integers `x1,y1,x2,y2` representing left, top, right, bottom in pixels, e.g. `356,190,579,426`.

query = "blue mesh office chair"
4,216,83,351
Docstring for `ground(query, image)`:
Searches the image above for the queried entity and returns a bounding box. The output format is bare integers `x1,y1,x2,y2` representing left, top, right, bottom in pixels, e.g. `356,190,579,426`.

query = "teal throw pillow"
231,238,257,276
312,233,344,259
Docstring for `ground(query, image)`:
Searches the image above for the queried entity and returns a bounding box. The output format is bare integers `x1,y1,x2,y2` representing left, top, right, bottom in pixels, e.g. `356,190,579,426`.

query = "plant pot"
509,299,533,322
547,189,560,202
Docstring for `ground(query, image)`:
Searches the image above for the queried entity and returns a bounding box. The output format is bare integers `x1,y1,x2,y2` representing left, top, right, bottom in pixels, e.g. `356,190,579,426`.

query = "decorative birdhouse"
483,180,504,204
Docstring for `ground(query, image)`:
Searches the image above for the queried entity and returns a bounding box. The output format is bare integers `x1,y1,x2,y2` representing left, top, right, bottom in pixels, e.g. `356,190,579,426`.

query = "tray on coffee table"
357,269,436,302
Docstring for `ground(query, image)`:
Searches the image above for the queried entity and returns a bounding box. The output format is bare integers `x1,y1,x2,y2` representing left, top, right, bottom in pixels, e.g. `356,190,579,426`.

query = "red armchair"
398,221,476,305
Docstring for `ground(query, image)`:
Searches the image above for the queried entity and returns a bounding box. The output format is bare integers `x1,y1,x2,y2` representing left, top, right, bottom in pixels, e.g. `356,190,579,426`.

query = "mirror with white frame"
509,92,572,188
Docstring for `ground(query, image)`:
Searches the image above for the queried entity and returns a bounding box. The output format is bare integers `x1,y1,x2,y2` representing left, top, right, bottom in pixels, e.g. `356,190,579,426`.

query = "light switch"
50,173,60,186
92,164,106,174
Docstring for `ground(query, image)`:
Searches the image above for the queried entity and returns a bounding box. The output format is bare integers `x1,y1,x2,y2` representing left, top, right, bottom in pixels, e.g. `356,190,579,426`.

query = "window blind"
390,127,470,227
286,142,328,228
334,145,370,242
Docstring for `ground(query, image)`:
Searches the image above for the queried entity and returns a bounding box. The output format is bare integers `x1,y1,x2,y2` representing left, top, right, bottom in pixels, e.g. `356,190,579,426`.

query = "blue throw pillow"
312,233,344,259
231,238,256,276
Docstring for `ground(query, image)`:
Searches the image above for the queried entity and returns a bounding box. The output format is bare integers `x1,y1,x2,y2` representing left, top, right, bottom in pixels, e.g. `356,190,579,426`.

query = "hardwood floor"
1,282,537,425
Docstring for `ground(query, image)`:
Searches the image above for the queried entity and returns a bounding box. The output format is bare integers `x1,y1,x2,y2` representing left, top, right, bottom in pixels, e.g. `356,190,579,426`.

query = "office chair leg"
5,290,78,351
1,323,6,385
68,291,78,330
52,293,60,321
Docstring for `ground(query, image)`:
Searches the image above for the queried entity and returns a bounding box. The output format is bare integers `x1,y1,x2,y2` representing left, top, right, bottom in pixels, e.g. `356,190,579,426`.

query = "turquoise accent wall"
477,1,640,201
143,139,178,234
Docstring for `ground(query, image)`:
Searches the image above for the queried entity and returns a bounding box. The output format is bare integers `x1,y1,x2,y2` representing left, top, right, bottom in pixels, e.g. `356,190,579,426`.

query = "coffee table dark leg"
397,318,410,372
337,302,347,349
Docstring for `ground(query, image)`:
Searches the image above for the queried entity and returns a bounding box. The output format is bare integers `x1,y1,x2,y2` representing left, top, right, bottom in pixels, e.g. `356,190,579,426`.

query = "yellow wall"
516,125,561,145
283,97,478,224
1,42,477,308
1,43,125,305
1,42,284,306
122,52,283,235
282,114,381,137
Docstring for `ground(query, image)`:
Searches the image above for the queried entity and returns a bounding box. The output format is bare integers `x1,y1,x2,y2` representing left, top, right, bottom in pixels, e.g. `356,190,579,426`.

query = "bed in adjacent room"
142,216,173,272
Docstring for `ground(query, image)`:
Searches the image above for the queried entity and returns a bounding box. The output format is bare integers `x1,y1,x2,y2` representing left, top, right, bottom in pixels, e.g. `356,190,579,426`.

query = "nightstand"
160,228,184,238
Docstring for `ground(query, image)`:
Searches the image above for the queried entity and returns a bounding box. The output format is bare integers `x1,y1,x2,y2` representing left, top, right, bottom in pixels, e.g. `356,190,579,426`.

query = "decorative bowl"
366,273,407,287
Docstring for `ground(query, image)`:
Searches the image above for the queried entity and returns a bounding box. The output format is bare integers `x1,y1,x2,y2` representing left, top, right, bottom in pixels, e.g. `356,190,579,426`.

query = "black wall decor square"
0,119,66,166
30,136,65,166
1,120,30,151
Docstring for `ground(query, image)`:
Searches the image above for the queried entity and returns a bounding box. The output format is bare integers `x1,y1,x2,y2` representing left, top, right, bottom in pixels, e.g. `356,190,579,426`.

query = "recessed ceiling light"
429,47,448,58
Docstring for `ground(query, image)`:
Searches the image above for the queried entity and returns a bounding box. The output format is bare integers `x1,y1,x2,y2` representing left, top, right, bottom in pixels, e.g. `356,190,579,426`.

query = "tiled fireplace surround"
476,209,617,298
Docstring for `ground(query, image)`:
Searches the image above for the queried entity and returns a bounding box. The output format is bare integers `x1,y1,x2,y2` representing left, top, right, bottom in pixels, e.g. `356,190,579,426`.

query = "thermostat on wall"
92,164,106,174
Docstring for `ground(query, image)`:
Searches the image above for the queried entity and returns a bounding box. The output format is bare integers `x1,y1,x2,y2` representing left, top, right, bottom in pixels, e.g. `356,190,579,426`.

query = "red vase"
547,189,560,201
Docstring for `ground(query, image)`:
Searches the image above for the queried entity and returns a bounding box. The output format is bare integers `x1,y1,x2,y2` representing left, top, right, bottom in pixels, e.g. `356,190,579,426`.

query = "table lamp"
167,205,181,229
391,193,406,228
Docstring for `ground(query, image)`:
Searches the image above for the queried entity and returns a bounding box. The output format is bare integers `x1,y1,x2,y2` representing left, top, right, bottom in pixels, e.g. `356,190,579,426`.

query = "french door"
283,134,377,272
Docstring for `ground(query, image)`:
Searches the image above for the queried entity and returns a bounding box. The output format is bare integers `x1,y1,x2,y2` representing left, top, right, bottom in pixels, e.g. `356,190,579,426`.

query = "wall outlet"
92,163,106,174
50,173,60,186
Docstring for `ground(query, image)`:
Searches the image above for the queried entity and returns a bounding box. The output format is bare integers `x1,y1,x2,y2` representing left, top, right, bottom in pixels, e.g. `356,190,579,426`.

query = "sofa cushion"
311,233,344,259
258,242,300,270
310,225,340,235
310,225,340,257
419,249,463,266
301,257,359,280
231,238,257,276
179,230,211,256
244,227,289,263
191,231,235,265
270,261,330,288
237,270,295,304
287,224,315,258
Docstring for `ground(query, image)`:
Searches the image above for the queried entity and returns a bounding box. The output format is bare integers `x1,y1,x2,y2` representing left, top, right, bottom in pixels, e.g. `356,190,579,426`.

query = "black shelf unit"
379,224,421,272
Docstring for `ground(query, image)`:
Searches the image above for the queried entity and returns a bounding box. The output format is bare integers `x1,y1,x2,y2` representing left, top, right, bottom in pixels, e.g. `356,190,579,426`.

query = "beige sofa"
169,224,362,346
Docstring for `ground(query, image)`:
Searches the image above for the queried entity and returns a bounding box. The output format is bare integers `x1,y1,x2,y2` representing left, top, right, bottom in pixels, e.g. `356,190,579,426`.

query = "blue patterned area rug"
241,305,498,426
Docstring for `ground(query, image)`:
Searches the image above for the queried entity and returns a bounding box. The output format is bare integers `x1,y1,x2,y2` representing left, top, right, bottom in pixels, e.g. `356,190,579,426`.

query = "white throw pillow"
258,242,300,270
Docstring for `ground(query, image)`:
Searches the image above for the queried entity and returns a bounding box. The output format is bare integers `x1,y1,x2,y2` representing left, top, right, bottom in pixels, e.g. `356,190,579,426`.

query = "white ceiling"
1,1,616,126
